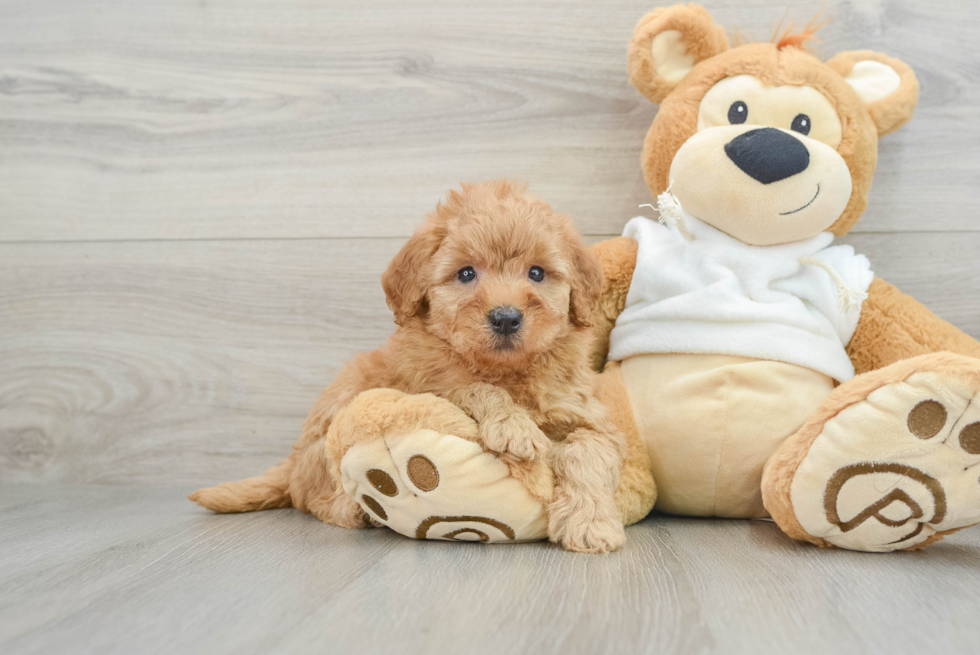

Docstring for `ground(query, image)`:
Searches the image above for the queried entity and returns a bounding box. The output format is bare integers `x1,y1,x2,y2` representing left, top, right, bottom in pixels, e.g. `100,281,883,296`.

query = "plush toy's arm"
587,237,639,372
847,277,980,375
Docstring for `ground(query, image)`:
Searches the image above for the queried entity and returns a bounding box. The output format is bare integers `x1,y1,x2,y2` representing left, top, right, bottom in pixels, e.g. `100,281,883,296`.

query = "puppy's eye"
528,266,545,282
457,266,476,284
728,101,748,124
791,114,811,135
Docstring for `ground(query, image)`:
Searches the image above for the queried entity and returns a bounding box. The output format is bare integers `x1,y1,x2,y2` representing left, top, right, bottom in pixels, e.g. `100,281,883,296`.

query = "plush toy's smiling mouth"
779,184,821,216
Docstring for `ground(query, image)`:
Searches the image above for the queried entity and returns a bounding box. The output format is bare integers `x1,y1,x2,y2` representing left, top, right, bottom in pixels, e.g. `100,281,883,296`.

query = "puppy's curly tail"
189,459,294,513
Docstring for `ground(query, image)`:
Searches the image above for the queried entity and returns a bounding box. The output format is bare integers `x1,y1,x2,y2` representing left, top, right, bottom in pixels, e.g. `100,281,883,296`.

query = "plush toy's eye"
728,101,748,124
457,267,476,283
528,266,545,282
791,114,812,135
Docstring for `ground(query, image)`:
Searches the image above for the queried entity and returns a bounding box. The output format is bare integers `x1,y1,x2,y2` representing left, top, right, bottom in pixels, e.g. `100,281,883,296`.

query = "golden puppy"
191,181,627,553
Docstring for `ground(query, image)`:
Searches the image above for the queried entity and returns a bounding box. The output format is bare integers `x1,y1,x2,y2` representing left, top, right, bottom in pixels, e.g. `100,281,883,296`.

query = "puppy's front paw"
480,414,551,462
548,491,626,554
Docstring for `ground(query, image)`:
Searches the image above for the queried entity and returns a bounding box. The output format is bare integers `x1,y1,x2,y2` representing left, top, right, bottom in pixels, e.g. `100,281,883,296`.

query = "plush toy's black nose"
488,306,523,336
725,127,810,184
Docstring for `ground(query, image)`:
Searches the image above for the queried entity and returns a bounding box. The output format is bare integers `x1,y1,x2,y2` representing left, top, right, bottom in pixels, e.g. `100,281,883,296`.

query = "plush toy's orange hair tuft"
772,13,828,52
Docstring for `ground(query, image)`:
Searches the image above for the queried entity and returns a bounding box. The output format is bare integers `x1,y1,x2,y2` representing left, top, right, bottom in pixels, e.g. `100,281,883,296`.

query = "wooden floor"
4,484,980,655
2,0,980,653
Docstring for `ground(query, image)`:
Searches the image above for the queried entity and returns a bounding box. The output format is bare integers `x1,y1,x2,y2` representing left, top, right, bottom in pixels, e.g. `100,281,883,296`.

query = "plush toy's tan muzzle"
669,125,852,246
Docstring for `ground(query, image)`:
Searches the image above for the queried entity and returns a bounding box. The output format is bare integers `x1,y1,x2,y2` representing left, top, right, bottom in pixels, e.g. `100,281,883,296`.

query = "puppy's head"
382,181,602,368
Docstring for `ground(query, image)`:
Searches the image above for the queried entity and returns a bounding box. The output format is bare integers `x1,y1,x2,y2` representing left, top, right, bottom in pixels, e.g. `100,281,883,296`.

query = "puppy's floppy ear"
826,50,919,136
563,227,604,329
382,217,445,326
628,4,729,104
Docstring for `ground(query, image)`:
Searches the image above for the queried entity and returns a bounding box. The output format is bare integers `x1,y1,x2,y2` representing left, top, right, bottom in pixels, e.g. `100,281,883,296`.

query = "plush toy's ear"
628,4,729,104
826,50,919,136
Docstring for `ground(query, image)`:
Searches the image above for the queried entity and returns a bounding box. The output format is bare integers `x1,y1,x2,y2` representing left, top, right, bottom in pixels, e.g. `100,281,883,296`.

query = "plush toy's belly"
620,353,835,518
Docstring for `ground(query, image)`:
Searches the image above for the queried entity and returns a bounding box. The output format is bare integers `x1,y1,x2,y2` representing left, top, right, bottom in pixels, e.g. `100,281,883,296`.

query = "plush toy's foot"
335,389,549,543
763,353,980,552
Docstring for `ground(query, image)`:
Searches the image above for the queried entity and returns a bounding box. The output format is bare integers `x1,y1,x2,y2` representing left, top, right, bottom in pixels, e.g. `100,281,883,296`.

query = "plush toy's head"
629,4,919,245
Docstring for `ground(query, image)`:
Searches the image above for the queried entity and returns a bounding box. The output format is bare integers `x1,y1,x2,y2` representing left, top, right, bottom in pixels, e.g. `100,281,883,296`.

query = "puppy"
191,181,627,553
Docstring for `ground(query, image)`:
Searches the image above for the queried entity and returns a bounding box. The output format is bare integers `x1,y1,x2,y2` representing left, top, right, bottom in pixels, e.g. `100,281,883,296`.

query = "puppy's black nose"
724,127,809,184
488,306,523,336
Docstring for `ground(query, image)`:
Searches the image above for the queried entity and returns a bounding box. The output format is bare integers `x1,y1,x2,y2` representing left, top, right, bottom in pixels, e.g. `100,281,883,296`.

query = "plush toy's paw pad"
548,492,626,554
480,414,551,462
340,427,548,543
789,370,980,551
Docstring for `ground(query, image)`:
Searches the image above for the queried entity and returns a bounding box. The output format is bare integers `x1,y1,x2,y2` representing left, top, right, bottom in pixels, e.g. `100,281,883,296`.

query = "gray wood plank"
0,0,977,241
2,484,980,655
2,234,979,485
1,1,979,650
0,238,398,485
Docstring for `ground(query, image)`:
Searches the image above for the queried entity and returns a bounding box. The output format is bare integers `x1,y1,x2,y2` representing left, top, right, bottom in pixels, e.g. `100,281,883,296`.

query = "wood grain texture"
0,0,978,241
2,234,979,487
0,238,399,484
2,1,980,653
2,484,980,655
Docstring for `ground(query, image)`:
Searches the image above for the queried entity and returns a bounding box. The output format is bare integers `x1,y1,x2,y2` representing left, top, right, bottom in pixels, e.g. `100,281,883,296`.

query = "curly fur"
190,181,628,553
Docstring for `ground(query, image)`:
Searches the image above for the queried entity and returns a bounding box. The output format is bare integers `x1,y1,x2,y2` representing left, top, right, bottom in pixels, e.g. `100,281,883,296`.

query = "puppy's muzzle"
488,306,523,337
